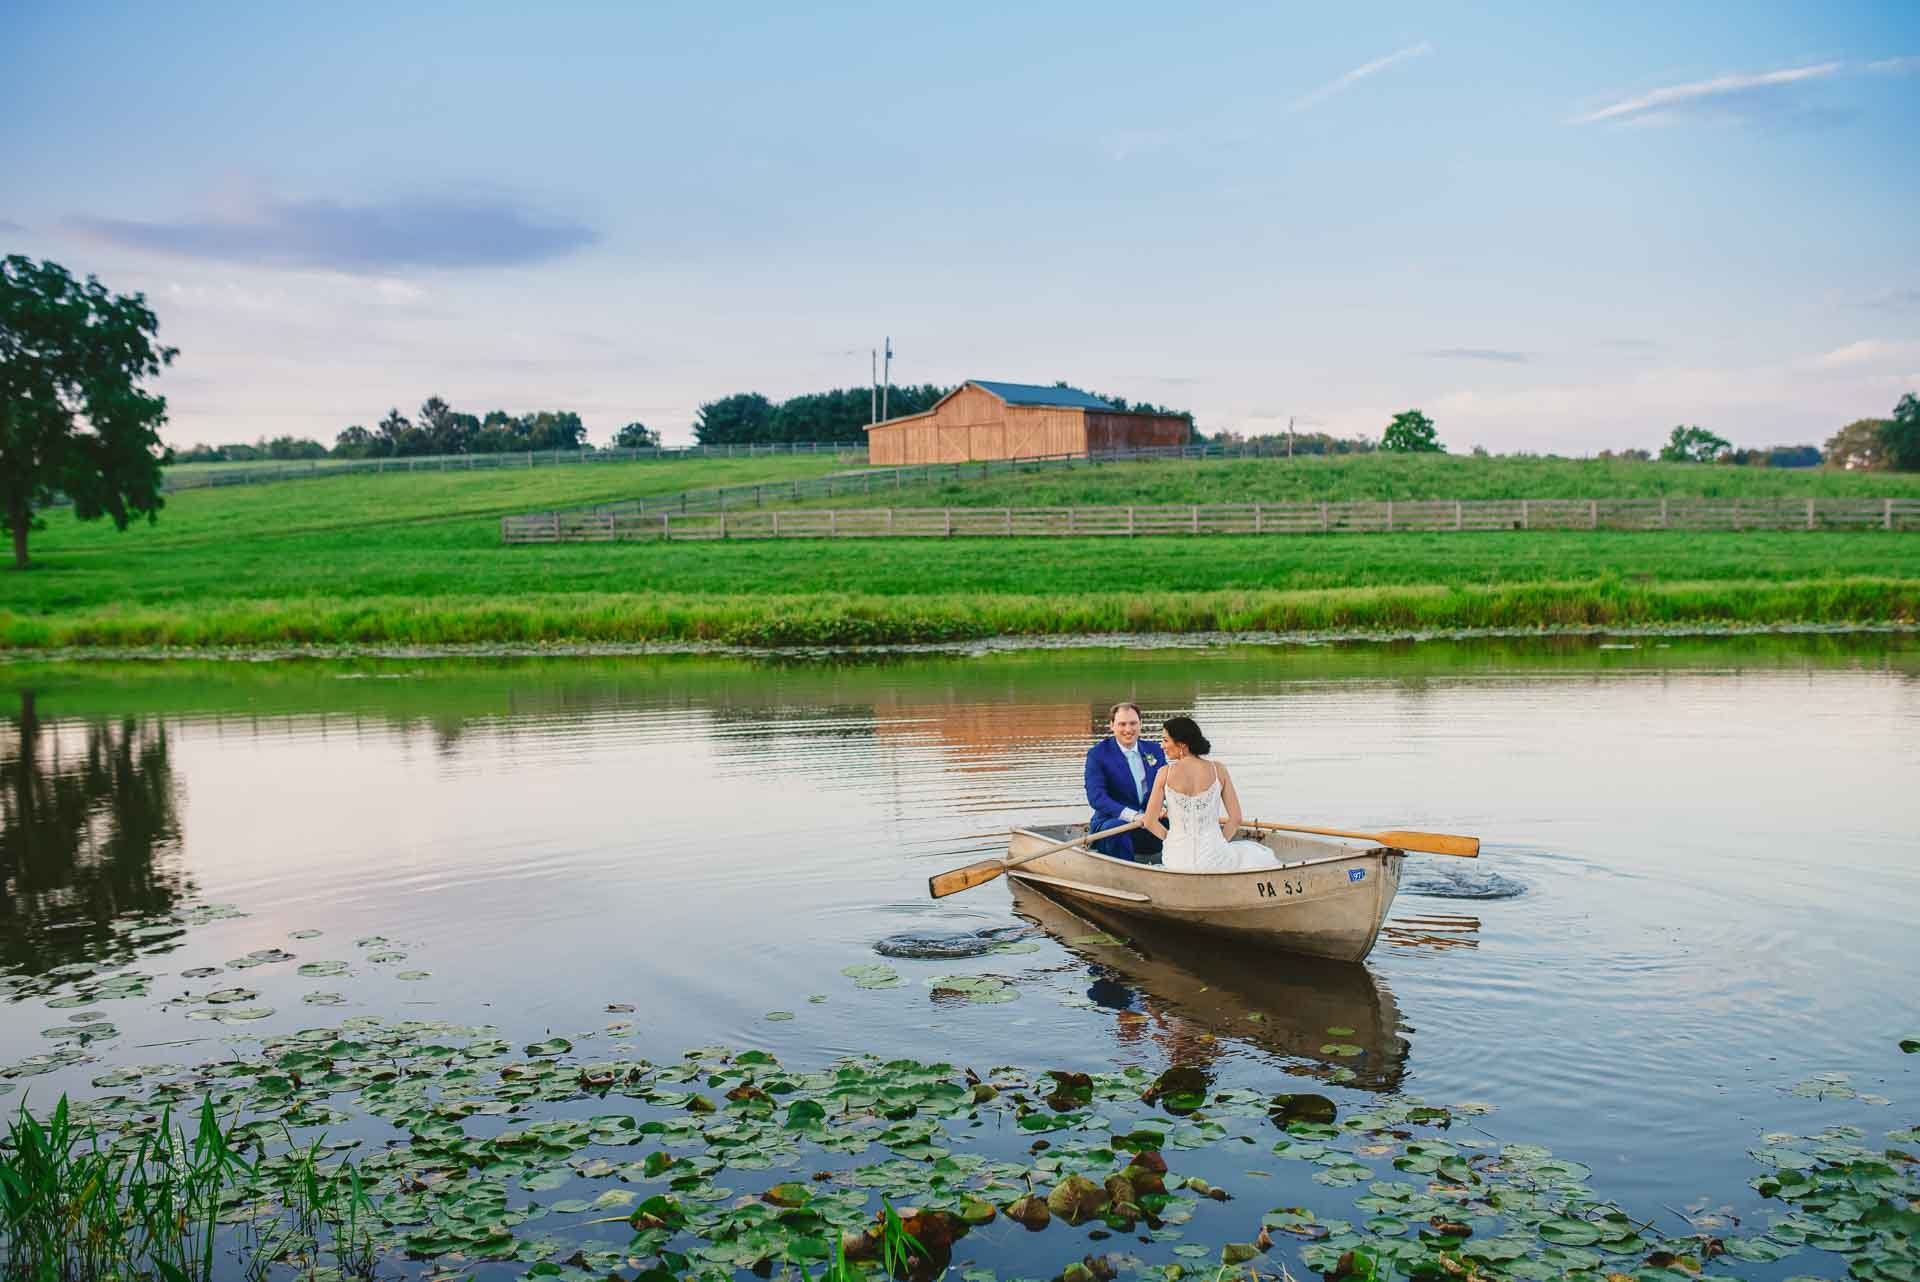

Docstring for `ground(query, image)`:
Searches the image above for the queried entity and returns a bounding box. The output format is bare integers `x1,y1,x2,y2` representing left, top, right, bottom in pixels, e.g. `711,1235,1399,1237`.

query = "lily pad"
397,971,431,981
841,963,902,989
297,961,350,977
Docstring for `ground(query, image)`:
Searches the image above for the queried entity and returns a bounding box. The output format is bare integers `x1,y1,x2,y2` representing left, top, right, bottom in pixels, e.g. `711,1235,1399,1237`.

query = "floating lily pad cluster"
14,1016,1912,1282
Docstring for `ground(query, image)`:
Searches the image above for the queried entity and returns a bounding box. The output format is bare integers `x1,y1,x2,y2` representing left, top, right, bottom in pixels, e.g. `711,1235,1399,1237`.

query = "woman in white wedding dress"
1139,716,1281,873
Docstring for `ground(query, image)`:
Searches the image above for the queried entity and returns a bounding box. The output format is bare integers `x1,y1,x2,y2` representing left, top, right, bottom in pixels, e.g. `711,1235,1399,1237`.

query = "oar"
928,820,1144,899
1243,819,1479,858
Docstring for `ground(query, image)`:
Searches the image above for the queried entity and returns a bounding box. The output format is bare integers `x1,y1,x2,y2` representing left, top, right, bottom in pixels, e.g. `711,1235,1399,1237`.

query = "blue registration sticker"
1348,869,1366,882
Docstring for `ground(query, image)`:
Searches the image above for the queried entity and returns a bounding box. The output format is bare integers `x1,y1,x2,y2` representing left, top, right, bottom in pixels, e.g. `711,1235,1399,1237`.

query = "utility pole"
1287,416,1295,458
870,349,878,425
881,337,892,422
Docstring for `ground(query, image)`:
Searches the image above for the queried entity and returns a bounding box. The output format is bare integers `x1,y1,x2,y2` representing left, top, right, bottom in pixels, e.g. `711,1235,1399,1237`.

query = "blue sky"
4,1,1917,451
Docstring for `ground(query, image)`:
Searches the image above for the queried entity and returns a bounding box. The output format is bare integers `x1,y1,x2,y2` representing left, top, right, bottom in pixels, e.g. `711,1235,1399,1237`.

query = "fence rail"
502,496,1920,543
156,442,868,494
518,447,1293,526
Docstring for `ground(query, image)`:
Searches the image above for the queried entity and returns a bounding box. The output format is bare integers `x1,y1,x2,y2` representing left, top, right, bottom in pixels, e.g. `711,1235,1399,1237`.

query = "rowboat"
1003,822,1404,963
1008,880,1410,1088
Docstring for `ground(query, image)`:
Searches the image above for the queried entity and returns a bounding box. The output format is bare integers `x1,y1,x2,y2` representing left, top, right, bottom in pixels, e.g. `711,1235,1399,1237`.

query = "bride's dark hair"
1161,715,1211,757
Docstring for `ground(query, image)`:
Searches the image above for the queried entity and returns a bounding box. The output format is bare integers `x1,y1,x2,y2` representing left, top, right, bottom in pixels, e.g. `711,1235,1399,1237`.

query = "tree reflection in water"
0,693,188,976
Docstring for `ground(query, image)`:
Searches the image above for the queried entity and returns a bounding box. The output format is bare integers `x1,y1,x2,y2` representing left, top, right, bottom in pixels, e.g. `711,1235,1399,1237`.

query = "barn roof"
970,380,1114,409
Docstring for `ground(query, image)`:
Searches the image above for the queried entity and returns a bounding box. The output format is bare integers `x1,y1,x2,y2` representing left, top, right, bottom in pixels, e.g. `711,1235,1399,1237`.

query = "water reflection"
1009,882,1410,1090
0,693,188,976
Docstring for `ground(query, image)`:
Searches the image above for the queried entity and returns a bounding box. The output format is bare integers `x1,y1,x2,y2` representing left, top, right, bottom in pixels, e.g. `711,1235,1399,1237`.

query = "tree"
1,257,176,569
694,393,777,444
1381,409,1443,453
615,422,660,448
1658,424,1731,464
1884,393,1920,472
333,425,380,458
1824,418,1890,470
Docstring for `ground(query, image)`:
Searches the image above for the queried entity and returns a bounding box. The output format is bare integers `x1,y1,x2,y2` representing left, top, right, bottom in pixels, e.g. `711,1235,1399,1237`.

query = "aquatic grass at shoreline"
2,576,1915,650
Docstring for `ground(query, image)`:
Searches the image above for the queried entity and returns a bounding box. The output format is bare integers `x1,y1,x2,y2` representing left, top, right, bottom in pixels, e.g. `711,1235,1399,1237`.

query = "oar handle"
928,819,1145,899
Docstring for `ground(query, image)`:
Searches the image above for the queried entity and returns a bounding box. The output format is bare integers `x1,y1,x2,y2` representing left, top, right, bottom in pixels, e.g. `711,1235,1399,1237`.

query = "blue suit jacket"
1085,736,1164,860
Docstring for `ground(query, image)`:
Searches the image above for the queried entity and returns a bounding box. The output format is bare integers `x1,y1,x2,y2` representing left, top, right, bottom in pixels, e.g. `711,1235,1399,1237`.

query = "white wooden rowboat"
1005,822,1404,963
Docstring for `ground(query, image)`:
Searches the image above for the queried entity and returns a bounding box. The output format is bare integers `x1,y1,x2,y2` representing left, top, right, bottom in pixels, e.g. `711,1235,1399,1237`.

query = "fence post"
1191,504,1199,534
945,508,952,538
720,512,727,539
887,508,894,535
1253,504,1262,534
1807,497,1816,530
1887,498,1895,531
1521,500,1530,531
772,512,780,538
1068,508,1077,534
1004,507,1013,535
1320,502,1329,532
1589,499,1598,530
1386,500,1394,532
663,514,672,541
830,510,837,537
1732,500,1742,532
1455,500,1464,531
1128,506,1136,537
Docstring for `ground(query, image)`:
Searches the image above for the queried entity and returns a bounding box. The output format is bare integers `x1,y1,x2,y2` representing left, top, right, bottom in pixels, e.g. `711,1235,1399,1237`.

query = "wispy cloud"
1571,61,1841,125
68,190,597,273
1287,42,1432,114
1866,55,1920,74
1810,338,1920,369
1423,347,1531,364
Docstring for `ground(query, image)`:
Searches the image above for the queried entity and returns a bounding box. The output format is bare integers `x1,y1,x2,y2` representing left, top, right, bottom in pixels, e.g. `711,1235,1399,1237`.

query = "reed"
0,1095,246,1282
0,1096,382,1282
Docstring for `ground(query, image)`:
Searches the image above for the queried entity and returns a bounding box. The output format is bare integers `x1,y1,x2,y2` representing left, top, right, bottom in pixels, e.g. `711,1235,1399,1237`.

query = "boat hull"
1005,824,1403,963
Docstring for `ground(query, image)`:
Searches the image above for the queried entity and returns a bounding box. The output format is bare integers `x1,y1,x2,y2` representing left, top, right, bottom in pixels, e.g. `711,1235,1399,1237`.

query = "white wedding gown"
1159,768,1281,873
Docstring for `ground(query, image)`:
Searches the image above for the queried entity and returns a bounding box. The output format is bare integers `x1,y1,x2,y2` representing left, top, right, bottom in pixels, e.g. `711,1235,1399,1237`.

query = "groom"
1084,702,1165,861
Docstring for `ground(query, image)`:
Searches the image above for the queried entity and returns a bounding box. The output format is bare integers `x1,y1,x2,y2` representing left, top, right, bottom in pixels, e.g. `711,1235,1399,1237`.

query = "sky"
3,1,1917,452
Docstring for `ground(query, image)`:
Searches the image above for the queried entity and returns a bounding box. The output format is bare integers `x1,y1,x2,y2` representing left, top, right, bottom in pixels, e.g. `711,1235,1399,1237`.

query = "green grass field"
2,455,1916,648
790,454,1920,509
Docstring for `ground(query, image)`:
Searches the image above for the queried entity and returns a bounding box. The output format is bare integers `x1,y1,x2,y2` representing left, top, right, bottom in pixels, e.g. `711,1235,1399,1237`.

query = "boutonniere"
1144,752,1159,766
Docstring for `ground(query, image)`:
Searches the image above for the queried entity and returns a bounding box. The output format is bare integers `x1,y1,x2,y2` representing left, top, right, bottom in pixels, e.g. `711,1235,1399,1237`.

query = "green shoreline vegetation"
3,458,1918,649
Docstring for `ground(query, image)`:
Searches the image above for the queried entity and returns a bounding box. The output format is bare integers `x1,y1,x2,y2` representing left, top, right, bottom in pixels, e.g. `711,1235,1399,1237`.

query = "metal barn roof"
969,380,1115,409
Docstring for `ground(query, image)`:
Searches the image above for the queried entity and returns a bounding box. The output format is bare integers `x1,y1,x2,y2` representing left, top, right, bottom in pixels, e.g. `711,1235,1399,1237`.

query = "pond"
2,634,1916,1280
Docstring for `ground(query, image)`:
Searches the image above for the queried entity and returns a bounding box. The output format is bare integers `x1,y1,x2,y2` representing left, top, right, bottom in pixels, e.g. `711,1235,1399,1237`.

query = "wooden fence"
158,441,867,494
502,496,1920,543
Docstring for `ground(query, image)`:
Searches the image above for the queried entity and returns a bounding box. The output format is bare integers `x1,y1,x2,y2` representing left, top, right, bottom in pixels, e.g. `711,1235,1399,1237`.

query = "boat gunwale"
1008,825,1399,878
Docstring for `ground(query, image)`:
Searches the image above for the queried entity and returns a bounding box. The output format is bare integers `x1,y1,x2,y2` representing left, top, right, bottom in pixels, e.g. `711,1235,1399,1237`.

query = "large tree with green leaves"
1381,409,1443,453
1884,393,1920,472
1658,424,1731,464
1,257,175,569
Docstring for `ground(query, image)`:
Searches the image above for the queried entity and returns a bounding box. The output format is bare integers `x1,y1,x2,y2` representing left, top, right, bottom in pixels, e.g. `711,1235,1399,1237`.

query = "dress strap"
1210,761,1221,788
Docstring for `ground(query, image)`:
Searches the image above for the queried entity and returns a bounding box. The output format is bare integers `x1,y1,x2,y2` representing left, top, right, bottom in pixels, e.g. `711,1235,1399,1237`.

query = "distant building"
864,380,1191,466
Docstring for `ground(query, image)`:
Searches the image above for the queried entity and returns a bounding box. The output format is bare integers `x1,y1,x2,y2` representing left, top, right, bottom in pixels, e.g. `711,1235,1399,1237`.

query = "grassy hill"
788,454,1920,509
1,453,1916,649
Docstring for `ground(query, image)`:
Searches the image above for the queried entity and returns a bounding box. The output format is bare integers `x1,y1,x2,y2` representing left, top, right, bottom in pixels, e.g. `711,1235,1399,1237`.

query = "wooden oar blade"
1378,830,1480,858
928,858,1007,899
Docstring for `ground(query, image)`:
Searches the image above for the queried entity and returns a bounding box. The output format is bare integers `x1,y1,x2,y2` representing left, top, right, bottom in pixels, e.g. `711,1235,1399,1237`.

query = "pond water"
2,634,1916,1277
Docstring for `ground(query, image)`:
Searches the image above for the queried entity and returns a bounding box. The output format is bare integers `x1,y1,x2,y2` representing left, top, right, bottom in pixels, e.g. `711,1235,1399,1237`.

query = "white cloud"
1571,62,1841,125
1287,42,1432,114
1866,56,1920,74
1809,339,1920,370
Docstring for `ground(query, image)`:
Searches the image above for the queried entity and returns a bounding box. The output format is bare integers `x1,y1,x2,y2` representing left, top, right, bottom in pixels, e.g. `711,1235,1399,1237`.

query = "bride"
1140,716,1280,873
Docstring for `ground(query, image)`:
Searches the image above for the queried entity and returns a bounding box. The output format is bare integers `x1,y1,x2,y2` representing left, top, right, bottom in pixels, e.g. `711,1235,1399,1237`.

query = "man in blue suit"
1084,702,1165,861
